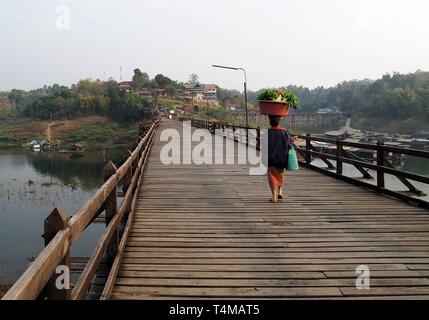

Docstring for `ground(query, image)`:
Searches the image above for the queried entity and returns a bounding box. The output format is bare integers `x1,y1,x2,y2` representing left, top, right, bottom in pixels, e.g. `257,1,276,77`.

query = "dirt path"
46,122,54,140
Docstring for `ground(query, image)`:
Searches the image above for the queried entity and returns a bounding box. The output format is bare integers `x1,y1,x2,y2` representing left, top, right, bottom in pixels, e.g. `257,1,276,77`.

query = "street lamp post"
191,103,194,123
212,64,249,145
206,99,209,122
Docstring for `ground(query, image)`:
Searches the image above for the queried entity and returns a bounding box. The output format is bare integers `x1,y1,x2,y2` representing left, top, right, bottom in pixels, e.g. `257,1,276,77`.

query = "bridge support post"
121,150,134,226
103,161,119,262
377,140,385,189
256,127,261,150
305,133,312,164
42,208,71,300
336,138,343,175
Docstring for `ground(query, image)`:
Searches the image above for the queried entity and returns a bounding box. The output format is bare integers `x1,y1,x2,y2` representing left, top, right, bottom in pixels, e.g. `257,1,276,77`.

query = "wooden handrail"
2,230,71,300
68,127,155,244
72,126,156,299
2,119,160,300
294,133,429,159
295,147,429,185
100,126,156,300
72,126,156,300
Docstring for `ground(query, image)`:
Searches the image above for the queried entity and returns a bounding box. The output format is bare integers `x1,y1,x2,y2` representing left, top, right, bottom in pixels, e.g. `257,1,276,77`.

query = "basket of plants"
257,88,300,116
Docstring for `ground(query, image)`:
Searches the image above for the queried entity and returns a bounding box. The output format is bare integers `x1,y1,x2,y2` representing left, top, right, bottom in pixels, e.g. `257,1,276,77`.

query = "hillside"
0,116,138,148
2,70,429,136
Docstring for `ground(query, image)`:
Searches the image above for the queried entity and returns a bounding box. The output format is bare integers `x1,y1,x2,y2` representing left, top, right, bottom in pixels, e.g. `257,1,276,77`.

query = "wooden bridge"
3,119,429,300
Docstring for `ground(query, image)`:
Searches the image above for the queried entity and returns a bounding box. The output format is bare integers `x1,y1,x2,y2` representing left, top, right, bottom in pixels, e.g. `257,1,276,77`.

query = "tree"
79,95,99,116
189,73,199,84
104,80,122,107
120,93,145,121
50,83,70,96
146,79,159,89
217,87,243,108
8,89,26,104
29,96,67,119
166,84,177,96
208,106,230,121
154,74,172,89
132,68,150,90
77,79,103,96
0,96,15,119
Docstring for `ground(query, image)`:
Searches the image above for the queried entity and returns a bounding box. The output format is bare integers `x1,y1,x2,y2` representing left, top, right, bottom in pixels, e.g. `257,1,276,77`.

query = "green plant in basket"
257,88,300,110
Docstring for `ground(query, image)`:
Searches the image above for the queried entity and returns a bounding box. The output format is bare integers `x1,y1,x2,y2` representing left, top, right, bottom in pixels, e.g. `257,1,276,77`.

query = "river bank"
0,116,138,148
350,117,429,135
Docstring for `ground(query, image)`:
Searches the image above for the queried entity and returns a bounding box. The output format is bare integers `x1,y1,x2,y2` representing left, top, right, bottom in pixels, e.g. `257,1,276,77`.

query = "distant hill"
283,71,429,120
2,70,429,132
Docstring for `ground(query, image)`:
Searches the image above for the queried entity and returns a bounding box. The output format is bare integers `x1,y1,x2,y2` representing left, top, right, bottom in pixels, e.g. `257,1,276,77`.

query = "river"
0,147,126,284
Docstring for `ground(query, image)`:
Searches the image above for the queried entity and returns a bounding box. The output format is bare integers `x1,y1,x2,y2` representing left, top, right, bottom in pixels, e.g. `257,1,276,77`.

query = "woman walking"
267,115,293,203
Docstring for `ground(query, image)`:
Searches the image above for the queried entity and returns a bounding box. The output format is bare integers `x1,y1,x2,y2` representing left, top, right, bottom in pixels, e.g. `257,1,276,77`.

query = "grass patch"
0,120,26,134
0,119,46,146
0,118,139,148
62,121,138,147
0,135,22,144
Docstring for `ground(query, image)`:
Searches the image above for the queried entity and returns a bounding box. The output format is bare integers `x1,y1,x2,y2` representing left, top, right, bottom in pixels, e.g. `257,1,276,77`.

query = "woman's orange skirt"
267,166,284,188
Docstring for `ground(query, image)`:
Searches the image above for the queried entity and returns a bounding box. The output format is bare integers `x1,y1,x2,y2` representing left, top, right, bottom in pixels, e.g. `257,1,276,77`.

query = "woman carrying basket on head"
267,115,294,203
257,88,300,203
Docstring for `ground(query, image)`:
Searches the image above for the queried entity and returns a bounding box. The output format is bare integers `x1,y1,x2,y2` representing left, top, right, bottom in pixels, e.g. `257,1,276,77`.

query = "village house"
119,82,163,97
118,81,133,92
226,104,239,111
203,84,218,104
154,88,168,97
118,80,218,104
176,89,192,101
137,89,151,97
184,83,219,104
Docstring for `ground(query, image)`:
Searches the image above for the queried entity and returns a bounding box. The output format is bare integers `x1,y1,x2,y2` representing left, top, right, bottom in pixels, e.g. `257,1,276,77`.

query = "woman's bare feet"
271,187,278,203
278,187,283,199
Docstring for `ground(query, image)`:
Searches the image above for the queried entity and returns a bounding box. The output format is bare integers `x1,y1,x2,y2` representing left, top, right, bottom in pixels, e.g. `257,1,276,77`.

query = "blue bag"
287,147,299,171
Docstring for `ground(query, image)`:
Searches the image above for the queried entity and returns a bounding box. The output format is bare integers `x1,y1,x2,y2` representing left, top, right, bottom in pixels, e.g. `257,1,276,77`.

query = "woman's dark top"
268,126,292,169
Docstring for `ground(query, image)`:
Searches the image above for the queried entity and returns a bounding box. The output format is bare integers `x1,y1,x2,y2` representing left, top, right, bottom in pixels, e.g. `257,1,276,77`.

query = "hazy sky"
1,0,428,91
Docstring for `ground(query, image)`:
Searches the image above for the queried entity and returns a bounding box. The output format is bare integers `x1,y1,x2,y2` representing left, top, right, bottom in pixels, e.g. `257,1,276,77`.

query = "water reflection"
0,147,126,283
400,156,429,176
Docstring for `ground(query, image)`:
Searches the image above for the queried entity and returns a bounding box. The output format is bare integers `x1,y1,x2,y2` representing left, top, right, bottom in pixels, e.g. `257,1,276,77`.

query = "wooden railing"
294,134,429,208
2,119,160,300
184,118,429,209
191,119,261,149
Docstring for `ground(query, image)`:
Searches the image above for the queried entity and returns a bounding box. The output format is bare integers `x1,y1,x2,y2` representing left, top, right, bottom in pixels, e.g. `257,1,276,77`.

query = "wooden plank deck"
111,120,429,299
